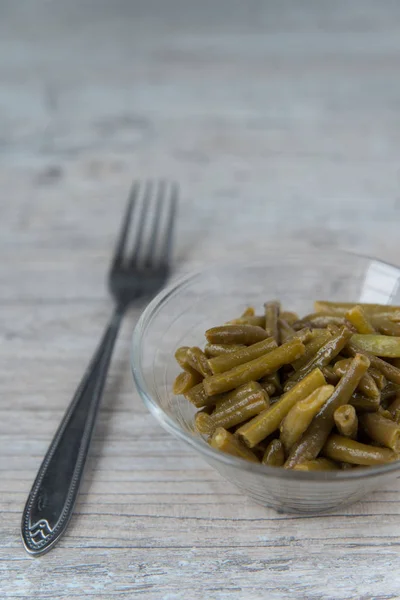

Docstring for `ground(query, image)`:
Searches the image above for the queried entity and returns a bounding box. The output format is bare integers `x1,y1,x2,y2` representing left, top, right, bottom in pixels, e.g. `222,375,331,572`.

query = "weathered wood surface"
2,1,400,598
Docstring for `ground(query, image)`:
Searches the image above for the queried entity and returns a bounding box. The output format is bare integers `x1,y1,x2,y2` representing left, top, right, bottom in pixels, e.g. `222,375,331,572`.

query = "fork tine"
128,180,152,265
110,182,139,269
143,180,165,267
159,182,178,267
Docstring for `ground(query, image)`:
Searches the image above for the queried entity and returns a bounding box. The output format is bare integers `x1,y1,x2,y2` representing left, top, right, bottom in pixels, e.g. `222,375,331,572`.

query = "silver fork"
21,180,178,556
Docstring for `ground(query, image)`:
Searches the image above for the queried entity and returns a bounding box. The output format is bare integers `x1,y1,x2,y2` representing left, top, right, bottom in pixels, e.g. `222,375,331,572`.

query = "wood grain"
2,1,400,598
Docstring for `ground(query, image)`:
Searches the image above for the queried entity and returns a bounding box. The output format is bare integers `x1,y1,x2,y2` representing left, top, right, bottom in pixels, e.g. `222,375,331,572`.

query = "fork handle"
21,306,125,555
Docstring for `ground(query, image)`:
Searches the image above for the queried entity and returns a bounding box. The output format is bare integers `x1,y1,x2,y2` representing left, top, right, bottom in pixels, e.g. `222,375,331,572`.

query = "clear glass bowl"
131,251,400,513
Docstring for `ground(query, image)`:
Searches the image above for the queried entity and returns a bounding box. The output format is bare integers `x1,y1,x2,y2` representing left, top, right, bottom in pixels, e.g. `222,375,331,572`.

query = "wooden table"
2,1,400,598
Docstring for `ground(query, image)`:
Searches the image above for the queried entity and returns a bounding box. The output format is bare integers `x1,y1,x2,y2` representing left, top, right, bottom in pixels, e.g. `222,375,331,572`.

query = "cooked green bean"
174,346,191,369
203,337,305,396
360,412,400,452
351,334,400,358
378,407,394,420
284,326,353,390
208,337,277,374
333,358,380,399
334,404,358,438
346,341,400,385
205,324,270,345
173,370,203,395
262,439,285,466
388,395,400,418
281,311,299,325
315,301,400,319
204,343,245,357
264,301,280,342
197,382,269,435
381,382,400,403
321,366,340,385
349,392,380,412
293,458,337,471
280,385,334,452
291,330,332,371
279,318,296,343
372,317,400,337
345,305,376,334
184,382,224,408
260,372,282,394
294,314,353,331
186,347,213,377
259,380,276,396
210,427,259,462
237,367,326,448
369,368,387,390
226,316,266,327
285,354,370,468
322,433,397,465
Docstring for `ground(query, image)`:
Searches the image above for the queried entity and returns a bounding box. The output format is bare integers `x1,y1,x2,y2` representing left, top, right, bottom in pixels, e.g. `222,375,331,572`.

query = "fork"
21,180,178,556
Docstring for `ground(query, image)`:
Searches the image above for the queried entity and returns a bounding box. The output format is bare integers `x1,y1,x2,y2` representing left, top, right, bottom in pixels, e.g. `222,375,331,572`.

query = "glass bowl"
131,250,400,514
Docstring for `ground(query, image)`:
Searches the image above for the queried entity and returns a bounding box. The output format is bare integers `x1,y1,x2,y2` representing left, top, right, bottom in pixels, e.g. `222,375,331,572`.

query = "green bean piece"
210,427,259,462
280,311,299,325
203,337,305,396
378,407,394,420
186,347,213,377
346,341,400,385
199,382,269,434
208,337,277,374
369,368,387,390
381,382,400,403
236,367,326,448
334,404,358,438
351,334,400,358
264,301,280,342
226,316,266,327
213,381,264,413
260,380,276,396
284,326,353,391
291,330,332,371
349,392,380,412
260,372,282,395
360,412,400,452
184,382,224,408
173,370,203,395
205,324,270,346
262,439,285,467
388,395,400,418
174,346,191,369
321,366,340,385
322,433,397,465
195,412,213,435
372,317,400,337
279,318,296,343
293,458,338,471
285,354,370,468
294,314,354,331
345,305,376,334
241,307,255,317
333,358,380,399
280,385,334,452
204,343,245,358
314,301,400,319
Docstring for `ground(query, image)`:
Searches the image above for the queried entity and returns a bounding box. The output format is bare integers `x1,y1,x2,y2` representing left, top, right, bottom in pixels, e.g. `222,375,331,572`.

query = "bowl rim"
131,250,400,482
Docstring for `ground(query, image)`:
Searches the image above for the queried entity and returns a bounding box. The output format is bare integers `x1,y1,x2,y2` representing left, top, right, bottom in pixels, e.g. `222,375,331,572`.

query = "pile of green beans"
173,301,400,470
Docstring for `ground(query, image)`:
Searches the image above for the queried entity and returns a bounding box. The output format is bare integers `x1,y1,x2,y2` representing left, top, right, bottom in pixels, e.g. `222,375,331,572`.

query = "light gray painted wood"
2,1,400,598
